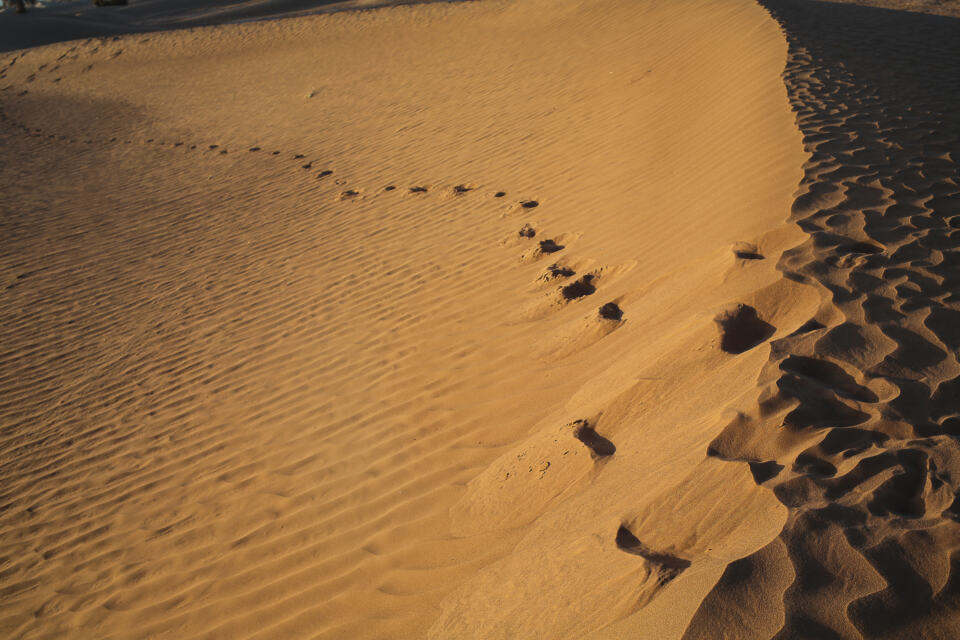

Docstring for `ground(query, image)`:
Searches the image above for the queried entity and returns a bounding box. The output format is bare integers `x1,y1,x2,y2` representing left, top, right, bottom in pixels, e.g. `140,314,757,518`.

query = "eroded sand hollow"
0,0,957,638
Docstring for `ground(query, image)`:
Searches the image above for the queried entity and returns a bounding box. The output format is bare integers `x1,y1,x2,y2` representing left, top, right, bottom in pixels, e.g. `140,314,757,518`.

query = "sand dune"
1,0,958,638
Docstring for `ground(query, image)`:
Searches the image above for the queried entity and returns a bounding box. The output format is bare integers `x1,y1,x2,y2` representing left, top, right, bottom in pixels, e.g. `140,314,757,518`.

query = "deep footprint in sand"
569,419,616,458
714,304,775,354
598,302,623,321
539,239,564,254
561,275,596,301
539,264,576,282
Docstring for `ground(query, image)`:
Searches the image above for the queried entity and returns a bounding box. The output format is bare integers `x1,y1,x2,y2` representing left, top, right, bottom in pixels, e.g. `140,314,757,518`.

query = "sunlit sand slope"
1,0,807,638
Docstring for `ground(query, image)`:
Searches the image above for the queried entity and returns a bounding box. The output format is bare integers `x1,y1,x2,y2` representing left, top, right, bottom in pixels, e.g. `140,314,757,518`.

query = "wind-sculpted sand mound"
0,0,887,637
692,2,960,638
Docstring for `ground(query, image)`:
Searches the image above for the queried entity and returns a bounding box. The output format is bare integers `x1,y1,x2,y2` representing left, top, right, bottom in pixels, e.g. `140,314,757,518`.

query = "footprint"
538,264,576,282
249,146,261,152
384,185,396,191
339,190,360,200
521,238,567,263
733,242,764,260
615,524,691,576
410,186,428,193
715,304,775,354
453,184,473,194
561,275,596,301
520,200,539,209
494,191,506,198
518,224,536,238
317,170,333,179
569,419,616,458
598,302,623,321
539,239,564,253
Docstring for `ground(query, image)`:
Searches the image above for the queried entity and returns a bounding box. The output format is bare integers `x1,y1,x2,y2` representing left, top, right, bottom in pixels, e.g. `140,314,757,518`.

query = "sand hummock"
1,0,959,638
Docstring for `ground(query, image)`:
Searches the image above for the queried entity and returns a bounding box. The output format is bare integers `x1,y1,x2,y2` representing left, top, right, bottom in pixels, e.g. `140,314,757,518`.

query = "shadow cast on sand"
0,0,473,53
689,2,960,638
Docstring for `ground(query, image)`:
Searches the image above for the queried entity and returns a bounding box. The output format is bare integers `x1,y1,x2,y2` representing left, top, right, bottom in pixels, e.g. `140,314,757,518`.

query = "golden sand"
2,0,959,638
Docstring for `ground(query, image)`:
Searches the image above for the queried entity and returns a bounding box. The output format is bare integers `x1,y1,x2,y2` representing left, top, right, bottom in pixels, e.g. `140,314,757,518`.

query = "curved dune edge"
0,1,811,639
688,2,960,639
429,1,815,637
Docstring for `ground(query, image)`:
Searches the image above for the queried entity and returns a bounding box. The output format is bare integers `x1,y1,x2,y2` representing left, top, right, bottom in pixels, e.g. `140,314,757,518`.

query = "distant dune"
1,0,958,638
821,0,960,17
0,0,451,53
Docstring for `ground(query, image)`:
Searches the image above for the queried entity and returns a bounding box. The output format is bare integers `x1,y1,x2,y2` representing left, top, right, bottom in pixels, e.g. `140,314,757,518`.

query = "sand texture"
692,2,960,638
1,0,958,638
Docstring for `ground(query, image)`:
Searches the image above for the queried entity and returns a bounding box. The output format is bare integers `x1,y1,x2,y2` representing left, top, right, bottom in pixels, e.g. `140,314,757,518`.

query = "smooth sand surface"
1,0,958,638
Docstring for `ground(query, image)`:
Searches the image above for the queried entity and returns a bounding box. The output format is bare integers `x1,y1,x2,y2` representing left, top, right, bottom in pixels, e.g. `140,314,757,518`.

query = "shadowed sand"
691,2,960,638
0,0,463,53
1,0,958,638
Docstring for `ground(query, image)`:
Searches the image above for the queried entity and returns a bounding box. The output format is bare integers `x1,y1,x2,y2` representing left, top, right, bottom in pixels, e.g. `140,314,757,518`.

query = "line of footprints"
507,191,654,559
0,44,526,203
1,38,125,89
1,41,663,564
512,213,625,321
0,103,531,203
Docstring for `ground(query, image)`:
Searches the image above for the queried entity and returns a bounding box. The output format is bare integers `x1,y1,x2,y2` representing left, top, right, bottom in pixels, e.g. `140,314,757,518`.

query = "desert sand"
1,0,959,638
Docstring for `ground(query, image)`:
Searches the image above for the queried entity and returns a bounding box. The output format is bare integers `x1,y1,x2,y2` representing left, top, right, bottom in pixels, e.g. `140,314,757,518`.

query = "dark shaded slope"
0,0,465,53
688,2,960,638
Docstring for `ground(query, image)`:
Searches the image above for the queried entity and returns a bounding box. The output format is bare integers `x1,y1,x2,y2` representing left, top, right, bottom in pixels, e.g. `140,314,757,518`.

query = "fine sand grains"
1,0,822,638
